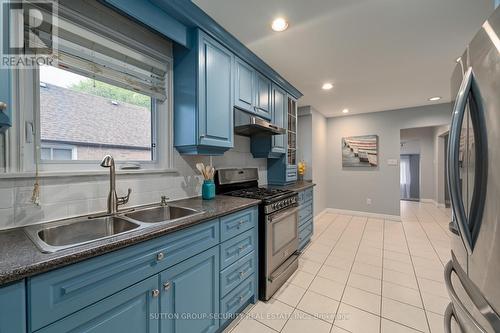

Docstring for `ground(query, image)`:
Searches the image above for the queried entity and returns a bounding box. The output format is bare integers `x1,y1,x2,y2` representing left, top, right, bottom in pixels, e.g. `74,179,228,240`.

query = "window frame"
8,60,174,176
40,142,78,161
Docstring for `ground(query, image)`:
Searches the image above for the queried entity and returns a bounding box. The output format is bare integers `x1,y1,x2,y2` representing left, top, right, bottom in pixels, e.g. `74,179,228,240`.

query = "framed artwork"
342,135,378,167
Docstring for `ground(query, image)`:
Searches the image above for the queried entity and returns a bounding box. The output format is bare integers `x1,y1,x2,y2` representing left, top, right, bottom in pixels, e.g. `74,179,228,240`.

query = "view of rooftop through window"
39,65,154,162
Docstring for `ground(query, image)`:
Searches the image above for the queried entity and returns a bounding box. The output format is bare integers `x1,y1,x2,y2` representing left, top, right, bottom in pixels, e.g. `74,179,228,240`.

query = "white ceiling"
193,0,493,117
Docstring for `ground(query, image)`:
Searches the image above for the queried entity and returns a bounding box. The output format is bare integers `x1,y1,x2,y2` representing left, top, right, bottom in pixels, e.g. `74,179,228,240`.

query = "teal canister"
202,180,215,200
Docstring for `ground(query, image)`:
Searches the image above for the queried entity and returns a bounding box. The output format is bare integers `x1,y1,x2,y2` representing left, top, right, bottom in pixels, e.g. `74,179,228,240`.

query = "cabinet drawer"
220,207,257,241
299,215,313,229
304,188,313,203
220,228,256,269
29,219,219,331
220,276,255,328
286,168,297,182
299,223,313,250
220,251,256,297
299,202,313,222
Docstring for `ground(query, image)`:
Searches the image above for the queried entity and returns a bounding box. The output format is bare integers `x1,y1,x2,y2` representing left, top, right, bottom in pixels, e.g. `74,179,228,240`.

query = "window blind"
28,3,169,101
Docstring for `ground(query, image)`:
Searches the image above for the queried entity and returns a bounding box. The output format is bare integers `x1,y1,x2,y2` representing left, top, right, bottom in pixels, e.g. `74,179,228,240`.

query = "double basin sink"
24,205,204,253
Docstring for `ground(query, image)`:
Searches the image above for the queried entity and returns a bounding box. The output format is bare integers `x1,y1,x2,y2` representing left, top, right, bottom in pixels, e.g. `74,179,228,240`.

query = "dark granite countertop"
0,195,260,286
269,180,315,193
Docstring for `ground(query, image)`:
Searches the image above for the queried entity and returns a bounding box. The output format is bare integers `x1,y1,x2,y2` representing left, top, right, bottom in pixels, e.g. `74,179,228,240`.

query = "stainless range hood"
234,108,286,136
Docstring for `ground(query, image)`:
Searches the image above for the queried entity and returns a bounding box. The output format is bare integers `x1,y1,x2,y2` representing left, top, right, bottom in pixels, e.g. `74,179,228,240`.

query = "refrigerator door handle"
448,67,474,254
444,260,499,333
445,303,464,333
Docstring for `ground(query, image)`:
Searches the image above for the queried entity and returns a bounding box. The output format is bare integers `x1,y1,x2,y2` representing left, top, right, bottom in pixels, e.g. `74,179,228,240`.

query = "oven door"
266,206,299,273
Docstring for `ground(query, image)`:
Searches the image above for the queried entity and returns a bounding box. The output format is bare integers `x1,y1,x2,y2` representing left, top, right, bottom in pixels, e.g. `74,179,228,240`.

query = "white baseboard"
314,208,329,220
324,208,401,222
437,203,446,209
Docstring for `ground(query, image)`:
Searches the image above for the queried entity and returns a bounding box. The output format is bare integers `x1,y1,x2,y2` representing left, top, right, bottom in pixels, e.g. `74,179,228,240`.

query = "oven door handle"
268,207,299,222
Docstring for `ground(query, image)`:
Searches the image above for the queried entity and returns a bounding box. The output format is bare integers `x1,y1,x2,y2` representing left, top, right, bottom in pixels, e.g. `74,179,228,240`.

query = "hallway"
227,201,452,333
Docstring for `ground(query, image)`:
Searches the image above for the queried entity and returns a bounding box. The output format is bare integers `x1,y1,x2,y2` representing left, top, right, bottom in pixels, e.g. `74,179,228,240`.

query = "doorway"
400,154,420,201
443,132,451,208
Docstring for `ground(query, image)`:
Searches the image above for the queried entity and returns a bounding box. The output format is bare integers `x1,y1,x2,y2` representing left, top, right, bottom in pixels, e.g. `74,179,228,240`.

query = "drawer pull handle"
237,220,245,229
239,295,244,303
163,281,171,291
152,289,160,297
157,252,165,261
0,102,7,110
239,270,248,278
238,245,247,252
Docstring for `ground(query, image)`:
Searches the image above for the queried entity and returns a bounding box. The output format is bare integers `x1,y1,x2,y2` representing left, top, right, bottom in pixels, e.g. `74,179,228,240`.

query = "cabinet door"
38,276,160,333
271,85,287,154
234,58,254,112
0,281,26,333
198,33,234,150
160,247,219,333
0,0,12,132
254,73,271,120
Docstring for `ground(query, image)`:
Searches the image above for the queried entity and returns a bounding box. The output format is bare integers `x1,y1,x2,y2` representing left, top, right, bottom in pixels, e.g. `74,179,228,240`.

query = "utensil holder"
202,180,215,200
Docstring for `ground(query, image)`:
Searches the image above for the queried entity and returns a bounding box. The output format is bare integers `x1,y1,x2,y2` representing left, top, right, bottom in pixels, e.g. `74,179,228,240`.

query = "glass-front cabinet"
267,95,298,185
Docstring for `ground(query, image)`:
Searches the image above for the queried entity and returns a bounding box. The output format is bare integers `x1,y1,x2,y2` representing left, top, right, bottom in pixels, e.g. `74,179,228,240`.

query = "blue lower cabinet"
160,247,219,333
297,187,314,250
219,276,256,329
28,219,219,331
37,276,160,333
0,280,26,333
220,251,255,297
220,229,256,269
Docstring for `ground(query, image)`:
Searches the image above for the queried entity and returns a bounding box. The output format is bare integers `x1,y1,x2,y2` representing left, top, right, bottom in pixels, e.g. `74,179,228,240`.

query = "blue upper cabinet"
250,84,287,158
174,29,234,155
234,58,255,113
160,247,219,333
0,0,12,133
271,85,287,154
254,73,272,120
0,281,26,333
267,95,298,185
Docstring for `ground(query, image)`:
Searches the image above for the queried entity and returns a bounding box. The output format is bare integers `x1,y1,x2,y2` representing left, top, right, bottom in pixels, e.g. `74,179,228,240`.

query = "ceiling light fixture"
322,83,333,90
342,109,349,114
271,17,288,32
428,96,442,101
456,57,462,63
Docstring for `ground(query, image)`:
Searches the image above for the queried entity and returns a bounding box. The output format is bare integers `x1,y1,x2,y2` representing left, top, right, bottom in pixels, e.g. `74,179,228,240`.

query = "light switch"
387,159,398,166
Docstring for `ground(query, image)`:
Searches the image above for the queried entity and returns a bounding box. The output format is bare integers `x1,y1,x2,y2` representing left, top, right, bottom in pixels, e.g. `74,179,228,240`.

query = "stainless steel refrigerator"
445,6,500,333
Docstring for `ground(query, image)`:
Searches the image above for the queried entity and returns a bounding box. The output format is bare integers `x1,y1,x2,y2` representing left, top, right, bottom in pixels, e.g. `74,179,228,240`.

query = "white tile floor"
225,201,452,333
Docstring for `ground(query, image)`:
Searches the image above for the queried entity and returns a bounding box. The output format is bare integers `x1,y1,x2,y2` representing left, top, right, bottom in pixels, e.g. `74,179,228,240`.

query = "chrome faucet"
100,155,131,214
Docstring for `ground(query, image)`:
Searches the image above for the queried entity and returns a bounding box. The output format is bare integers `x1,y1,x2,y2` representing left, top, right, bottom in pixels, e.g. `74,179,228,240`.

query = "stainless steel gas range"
215,168,299,301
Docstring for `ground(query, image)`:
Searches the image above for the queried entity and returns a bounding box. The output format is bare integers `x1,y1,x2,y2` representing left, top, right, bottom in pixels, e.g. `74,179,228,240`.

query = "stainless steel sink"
125,206,202,223
25,204,204,253
25,216,141,253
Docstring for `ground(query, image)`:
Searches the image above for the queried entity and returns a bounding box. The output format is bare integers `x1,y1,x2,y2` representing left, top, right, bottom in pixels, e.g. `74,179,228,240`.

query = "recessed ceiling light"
429,96,442,101
322,83,333,90
271,17,288,32
342,108,349,114
456,57,462,63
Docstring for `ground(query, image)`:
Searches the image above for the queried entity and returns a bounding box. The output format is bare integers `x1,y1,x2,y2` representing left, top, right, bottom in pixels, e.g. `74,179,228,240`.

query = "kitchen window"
9,2,173,174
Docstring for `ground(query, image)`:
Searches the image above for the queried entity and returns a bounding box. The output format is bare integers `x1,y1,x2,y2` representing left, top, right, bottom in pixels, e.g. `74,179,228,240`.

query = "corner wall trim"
324,208,401,222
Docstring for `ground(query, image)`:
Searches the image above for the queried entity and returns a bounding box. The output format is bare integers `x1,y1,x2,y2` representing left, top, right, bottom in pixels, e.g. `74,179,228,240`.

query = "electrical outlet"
366,198,372,205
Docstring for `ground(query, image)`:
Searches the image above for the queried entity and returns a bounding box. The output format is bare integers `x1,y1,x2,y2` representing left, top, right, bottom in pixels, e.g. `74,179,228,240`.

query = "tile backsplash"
0,135,267,230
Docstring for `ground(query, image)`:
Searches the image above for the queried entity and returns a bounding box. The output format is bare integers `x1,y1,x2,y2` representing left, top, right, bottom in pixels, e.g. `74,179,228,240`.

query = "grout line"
330,216,369,333
399,207,433,333
274,213,349,332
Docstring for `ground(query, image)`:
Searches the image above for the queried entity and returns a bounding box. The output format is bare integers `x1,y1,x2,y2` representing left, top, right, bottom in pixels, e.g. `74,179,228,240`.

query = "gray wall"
298,106,328,216
400,127,436,201
326,103,451,216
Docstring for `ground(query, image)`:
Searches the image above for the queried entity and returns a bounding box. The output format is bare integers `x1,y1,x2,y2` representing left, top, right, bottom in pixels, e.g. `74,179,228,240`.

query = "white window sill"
0,168,179,179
